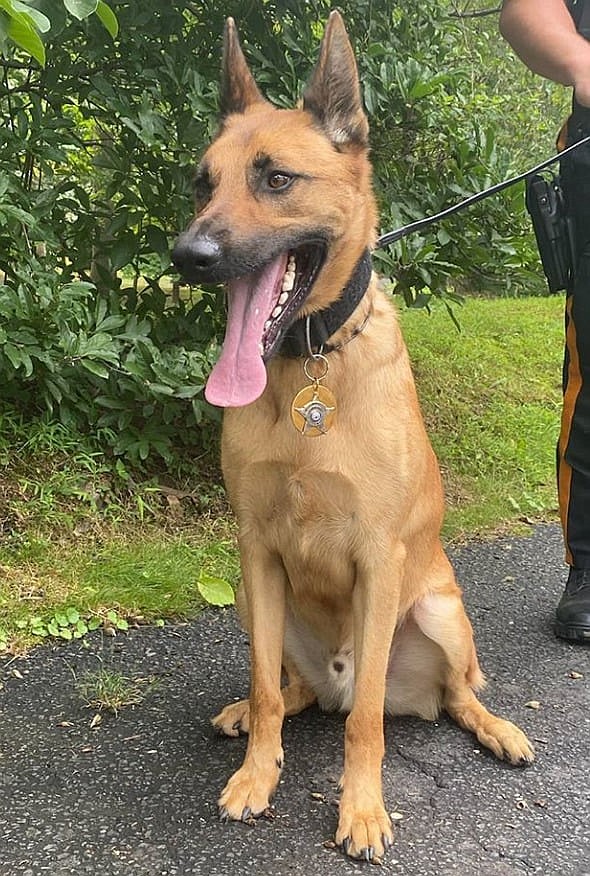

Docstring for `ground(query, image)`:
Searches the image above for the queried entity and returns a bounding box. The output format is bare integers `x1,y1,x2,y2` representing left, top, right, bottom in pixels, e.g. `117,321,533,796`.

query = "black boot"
555,568,590,643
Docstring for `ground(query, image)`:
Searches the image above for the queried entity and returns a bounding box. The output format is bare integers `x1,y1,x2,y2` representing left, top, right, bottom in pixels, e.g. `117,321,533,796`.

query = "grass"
76,668,158,715
399,294,563,537
0,521,239,651
0,293,565,653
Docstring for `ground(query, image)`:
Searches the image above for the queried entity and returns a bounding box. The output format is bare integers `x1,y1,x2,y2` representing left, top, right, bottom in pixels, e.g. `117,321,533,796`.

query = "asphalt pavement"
1,523,589,876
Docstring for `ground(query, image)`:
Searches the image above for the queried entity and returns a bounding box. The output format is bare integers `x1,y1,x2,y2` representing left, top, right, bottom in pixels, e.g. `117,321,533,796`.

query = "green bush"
0,268,221,464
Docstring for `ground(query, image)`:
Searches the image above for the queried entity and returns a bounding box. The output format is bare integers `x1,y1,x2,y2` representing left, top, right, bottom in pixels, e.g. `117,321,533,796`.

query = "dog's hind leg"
279,656,317,716
212,657,317,737
412,558,535,766
335,542,405,862
217,543,288,821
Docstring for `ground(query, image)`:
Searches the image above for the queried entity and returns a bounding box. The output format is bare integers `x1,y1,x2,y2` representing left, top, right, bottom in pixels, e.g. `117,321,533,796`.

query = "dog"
171,12,534,862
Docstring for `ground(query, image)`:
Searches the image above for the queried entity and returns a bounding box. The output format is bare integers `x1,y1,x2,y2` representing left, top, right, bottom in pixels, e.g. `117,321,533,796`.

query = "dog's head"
172,12,376,407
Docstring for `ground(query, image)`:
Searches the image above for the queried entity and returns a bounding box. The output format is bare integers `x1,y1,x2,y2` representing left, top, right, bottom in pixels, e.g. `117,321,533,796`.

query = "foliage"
0,0,117,67
314,0,565,303
0,0,566,464
15,605,101,640
197,570,235,606
0,269,220,465
1,0,226,464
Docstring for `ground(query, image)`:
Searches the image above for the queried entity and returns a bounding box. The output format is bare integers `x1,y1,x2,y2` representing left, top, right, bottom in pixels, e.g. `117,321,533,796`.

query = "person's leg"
554,118,590,642
555,256,590,642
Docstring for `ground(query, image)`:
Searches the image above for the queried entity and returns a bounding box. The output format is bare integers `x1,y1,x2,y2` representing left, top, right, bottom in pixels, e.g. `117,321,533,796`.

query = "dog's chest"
233,460,362,588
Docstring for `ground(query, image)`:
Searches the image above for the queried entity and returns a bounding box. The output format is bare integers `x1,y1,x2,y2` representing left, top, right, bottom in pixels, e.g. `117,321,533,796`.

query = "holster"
525,171,576,293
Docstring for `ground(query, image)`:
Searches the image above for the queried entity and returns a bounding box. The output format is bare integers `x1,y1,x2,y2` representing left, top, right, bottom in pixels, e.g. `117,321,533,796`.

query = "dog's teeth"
272,305,282,318
278,291,289,306
282,274,295,292
264,319,272,331
288,254,295,266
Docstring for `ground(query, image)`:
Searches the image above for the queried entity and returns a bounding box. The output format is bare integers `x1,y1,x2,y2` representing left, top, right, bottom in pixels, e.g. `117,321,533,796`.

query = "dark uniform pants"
558,108,590,568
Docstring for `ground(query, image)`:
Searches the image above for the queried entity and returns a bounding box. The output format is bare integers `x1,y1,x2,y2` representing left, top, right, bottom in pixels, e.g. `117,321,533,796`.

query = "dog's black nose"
171,232,222,277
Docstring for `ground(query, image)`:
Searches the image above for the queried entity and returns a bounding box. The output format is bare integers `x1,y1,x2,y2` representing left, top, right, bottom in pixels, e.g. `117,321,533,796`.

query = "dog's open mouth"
205,243,326,408
260,244,325,359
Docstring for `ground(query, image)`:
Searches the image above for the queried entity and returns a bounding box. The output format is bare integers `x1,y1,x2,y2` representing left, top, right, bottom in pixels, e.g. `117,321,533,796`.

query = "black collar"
279,249,372,357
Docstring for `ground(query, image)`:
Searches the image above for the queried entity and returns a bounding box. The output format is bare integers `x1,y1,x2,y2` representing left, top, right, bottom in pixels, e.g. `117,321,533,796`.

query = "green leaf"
115,618,128,631
147,383,174,396
88,617,101,631
3,343,22,370
44,379,63,403
95,395,126,410
11,1,51,32
6,13,46,65
80,359,109,379
63,0,97,20
58,627,73,640
145,225,169,257
174,385,203,399
55,612,69,628
110,236,138,271
197,572,235,607
47,621,59,637
66,607,80,624
96,0,117,37
20,350,33,377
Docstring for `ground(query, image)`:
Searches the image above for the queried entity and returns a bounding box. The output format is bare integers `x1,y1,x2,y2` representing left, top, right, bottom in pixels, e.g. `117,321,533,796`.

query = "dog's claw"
219,806,229,823
241,806,252,822
502,747,534,767
363,846,374,862
341,836,351,855
382,832,394,850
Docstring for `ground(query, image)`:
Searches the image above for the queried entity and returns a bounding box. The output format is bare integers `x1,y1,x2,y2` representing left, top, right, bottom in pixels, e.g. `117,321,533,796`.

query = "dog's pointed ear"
220,17,267,118
302,11,369,148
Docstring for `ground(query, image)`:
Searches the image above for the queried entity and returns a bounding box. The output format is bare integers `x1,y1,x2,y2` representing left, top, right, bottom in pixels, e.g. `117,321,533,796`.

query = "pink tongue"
205,255,287,407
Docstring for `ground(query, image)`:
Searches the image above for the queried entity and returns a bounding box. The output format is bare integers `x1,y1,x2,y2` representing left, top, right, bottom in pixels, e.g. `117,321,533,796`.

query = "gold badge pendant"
290,354,336,437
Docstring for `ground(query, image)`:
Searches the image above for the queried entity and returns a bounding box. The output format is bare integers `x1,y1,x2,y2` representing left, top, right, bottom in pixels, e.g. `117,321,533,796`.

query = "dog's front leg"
335,542,405,861
218,543,287,822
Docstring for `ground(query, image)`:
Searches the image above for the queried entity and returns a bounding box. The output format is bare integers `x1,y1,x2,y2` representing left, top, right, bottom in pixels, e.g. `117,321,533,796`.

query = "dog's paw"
211,699,251,737
335,793,393,862
477,717,535,766
218,759,282,822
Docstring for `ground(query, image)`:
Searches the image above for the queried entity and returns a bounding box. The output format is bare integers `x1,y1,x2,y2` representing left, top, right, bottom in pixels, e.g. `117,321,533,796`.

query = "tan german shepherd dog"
172,11,534,862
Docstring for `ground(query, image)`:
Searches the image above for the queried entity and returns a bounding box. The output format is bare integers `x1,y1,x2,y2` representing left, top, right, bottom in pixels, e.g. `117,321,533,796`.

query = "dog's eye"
193,169,213,209
267,171,293,191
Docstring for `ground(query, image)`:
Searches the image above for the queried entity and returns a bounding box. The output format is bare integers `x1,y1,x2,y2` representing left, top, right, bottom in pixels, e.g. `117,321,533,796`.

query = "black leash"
375,134,590,250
